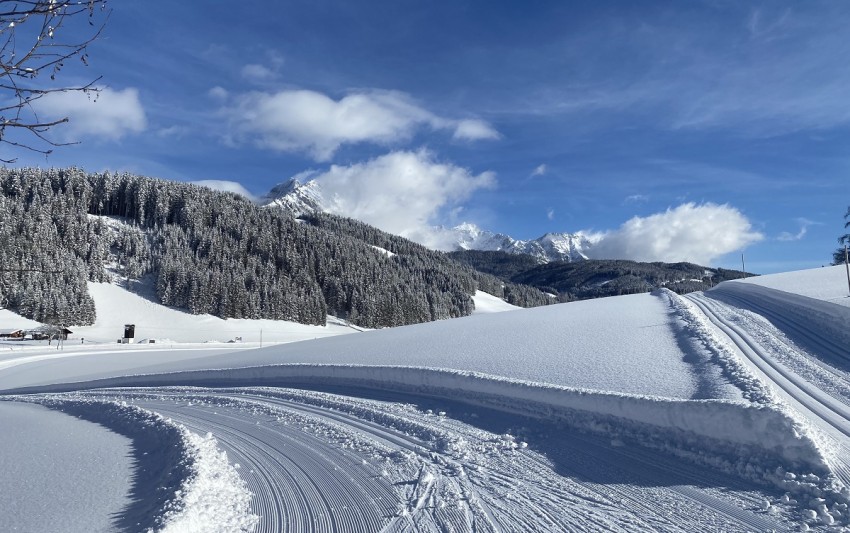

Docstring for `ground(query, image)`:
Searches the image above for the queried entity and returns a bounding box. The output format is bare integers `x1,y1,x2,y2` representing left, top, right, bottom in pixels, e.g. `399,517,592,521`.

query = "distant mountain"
261,178,325,216
449,250,753,302
445,222,592,263
263,179,593,262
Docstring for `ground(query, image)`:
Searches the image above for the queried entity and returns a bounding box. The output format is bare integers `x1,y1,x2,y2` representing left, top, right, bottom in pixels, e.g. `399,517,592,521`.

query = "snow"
734,264,850,307
370,245,396,258
79,281,359,344
1,292,700,399
6,266,850,530
0,401,133,533
470,290,520,314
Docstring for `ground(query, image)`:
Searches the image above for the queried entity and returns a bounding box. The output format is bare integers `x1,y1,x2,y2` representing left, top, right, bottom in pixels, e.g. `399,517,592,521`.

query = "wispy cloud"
777,217,818,241
530,164,547,177
546,207,555,221
523,4,850,137
624,194,649,204
219,89,499,161
241,64,277,83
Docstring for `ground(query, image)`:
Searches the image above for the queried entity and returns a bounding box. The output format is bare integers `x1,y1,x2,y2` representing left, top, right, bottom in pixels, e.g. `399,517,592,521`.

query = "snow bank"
157,431,258,533
15,363,827,477
15,397,258,533
709,282,850,355
735,265,850,308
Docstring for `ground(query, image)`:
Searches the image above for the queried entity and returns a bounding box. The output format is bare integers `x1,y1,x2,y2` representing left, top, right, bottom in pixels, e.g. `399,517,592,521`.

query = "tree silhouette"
0,0,108,162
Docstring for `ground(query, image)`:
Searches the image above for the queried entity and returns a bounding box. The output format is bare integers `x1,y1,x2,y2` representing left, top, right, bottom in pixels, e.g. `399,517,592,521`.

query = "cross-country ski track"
687,289,850,488
5,267,850,531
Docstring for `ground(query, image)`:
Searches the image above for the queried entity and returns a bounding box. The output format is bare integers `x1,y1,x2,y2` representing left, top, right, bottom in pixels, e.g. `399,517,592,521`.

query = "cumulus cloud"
34,87,146,141
309,150,495,247
586,203,763,264
192,180,256,200
222,89,498,161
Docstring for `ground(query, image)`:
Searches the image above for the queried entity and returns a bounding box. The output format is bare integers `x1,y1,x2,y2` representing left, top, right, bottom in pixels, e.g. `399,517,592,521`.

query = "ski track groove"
57,382,792,532
687,292,850,487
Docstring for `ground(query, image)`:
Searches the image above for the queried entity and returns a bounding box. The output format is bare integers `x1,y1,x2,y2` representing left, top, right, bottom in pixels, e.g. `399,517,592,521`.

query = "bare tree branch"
0,0,108,161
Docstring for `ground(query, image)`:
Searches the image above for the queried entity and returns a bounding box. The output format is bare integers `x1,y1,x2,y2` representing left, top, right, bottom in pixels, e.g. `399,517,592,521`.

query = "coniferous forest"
0,168,550,328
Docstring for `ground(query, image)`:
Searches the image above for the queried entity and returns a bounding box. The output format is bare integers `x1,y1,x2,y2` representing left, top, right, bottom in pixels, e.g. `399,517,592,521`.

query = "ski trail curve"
686,292,850,489
53,387,788,533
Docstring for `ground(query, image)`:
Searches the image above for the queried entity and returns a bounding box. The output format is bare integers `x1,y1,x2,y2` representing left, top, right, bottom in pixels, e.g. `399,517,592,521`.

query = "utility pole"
844,244,850,295
741,254,746,277
260,328,263,349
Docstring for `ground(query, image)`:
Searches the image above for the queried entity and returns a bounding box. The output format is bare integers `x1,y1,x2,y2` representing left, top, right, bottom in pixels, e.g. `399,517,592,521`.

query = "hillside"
3,267,849,530
0,168,549,330
449,250,750,300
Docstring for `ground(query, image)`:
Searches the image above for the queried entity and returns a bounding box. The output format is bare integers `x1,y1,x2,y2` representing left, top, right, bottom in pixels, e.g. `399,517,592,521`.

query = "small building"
29,327,73,341
0,329,24,339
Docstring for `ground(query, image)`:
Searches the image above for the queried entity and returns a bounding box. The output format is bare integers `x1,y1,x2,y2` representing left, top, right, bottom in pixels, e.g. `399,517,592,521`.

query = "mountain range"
261,178,594,263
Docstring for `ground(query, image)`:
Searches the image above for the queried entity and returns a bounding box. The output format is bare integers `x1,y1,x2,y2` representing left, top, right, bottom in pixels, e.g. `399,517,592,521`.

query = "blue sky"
7,0,850,273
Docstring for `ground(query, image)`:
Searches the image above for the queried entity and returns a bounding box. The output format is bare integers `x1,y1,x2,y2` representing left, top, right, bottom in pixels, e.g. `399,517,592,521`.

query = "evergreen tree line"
0,168,550,328
449,250,750,302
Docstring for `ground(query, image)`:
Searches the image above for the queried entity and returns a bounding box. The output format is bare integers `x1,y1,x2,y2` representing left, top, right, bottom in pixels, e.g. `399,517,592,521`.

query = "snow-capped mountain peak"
262,180,591,262
447,224,590,263
261,178,325,216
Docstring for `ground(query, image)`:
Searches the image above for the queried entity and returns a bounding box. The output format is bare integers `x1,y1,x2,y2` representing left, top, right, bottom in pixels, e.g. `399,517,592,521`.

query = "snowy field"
3,269,850,531
734,264,850,307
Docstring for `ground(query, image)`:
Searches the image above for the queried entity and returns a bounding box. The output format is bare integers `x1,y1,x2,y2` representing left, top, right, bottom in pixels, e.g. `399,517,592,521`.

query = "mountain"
262,179,593,262
260,178,325,216
445,222,592,263
449,250,752,301
0,168,550,330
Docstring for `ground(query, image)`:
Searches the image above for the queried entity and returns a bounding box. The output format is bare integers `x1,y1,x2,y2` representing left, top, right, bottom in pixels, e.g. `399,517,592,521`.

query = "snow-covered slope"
5,266,850,531
733,264,850,307
261,179,592,261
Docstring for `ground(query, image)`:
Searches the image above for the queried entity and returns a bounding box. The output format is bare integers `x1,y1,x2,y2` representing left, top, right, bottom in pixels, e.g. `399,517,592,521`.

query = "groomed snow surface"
3,267,850,530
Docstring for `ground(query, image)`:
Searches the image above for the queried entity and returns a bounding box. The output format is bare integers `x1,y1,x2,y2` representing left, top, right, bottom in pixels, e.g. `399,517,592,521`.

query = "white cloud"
309,150,495,248
222,89,498,161
192,180,256,201
241,63,276,82
453,119,500,141
546,208,555,221
34,87,146,141
531,164,547,177
586,203,763,265
777,217,817,241
157,125,187,138
624,194,649,204
208,86,229,101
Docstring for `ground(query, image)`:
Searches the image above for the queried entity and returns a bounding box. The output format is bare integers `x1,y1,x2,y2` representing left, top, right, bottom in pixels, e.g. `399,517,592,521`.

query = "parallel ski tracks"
115,387,784,533
686,293,850,486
